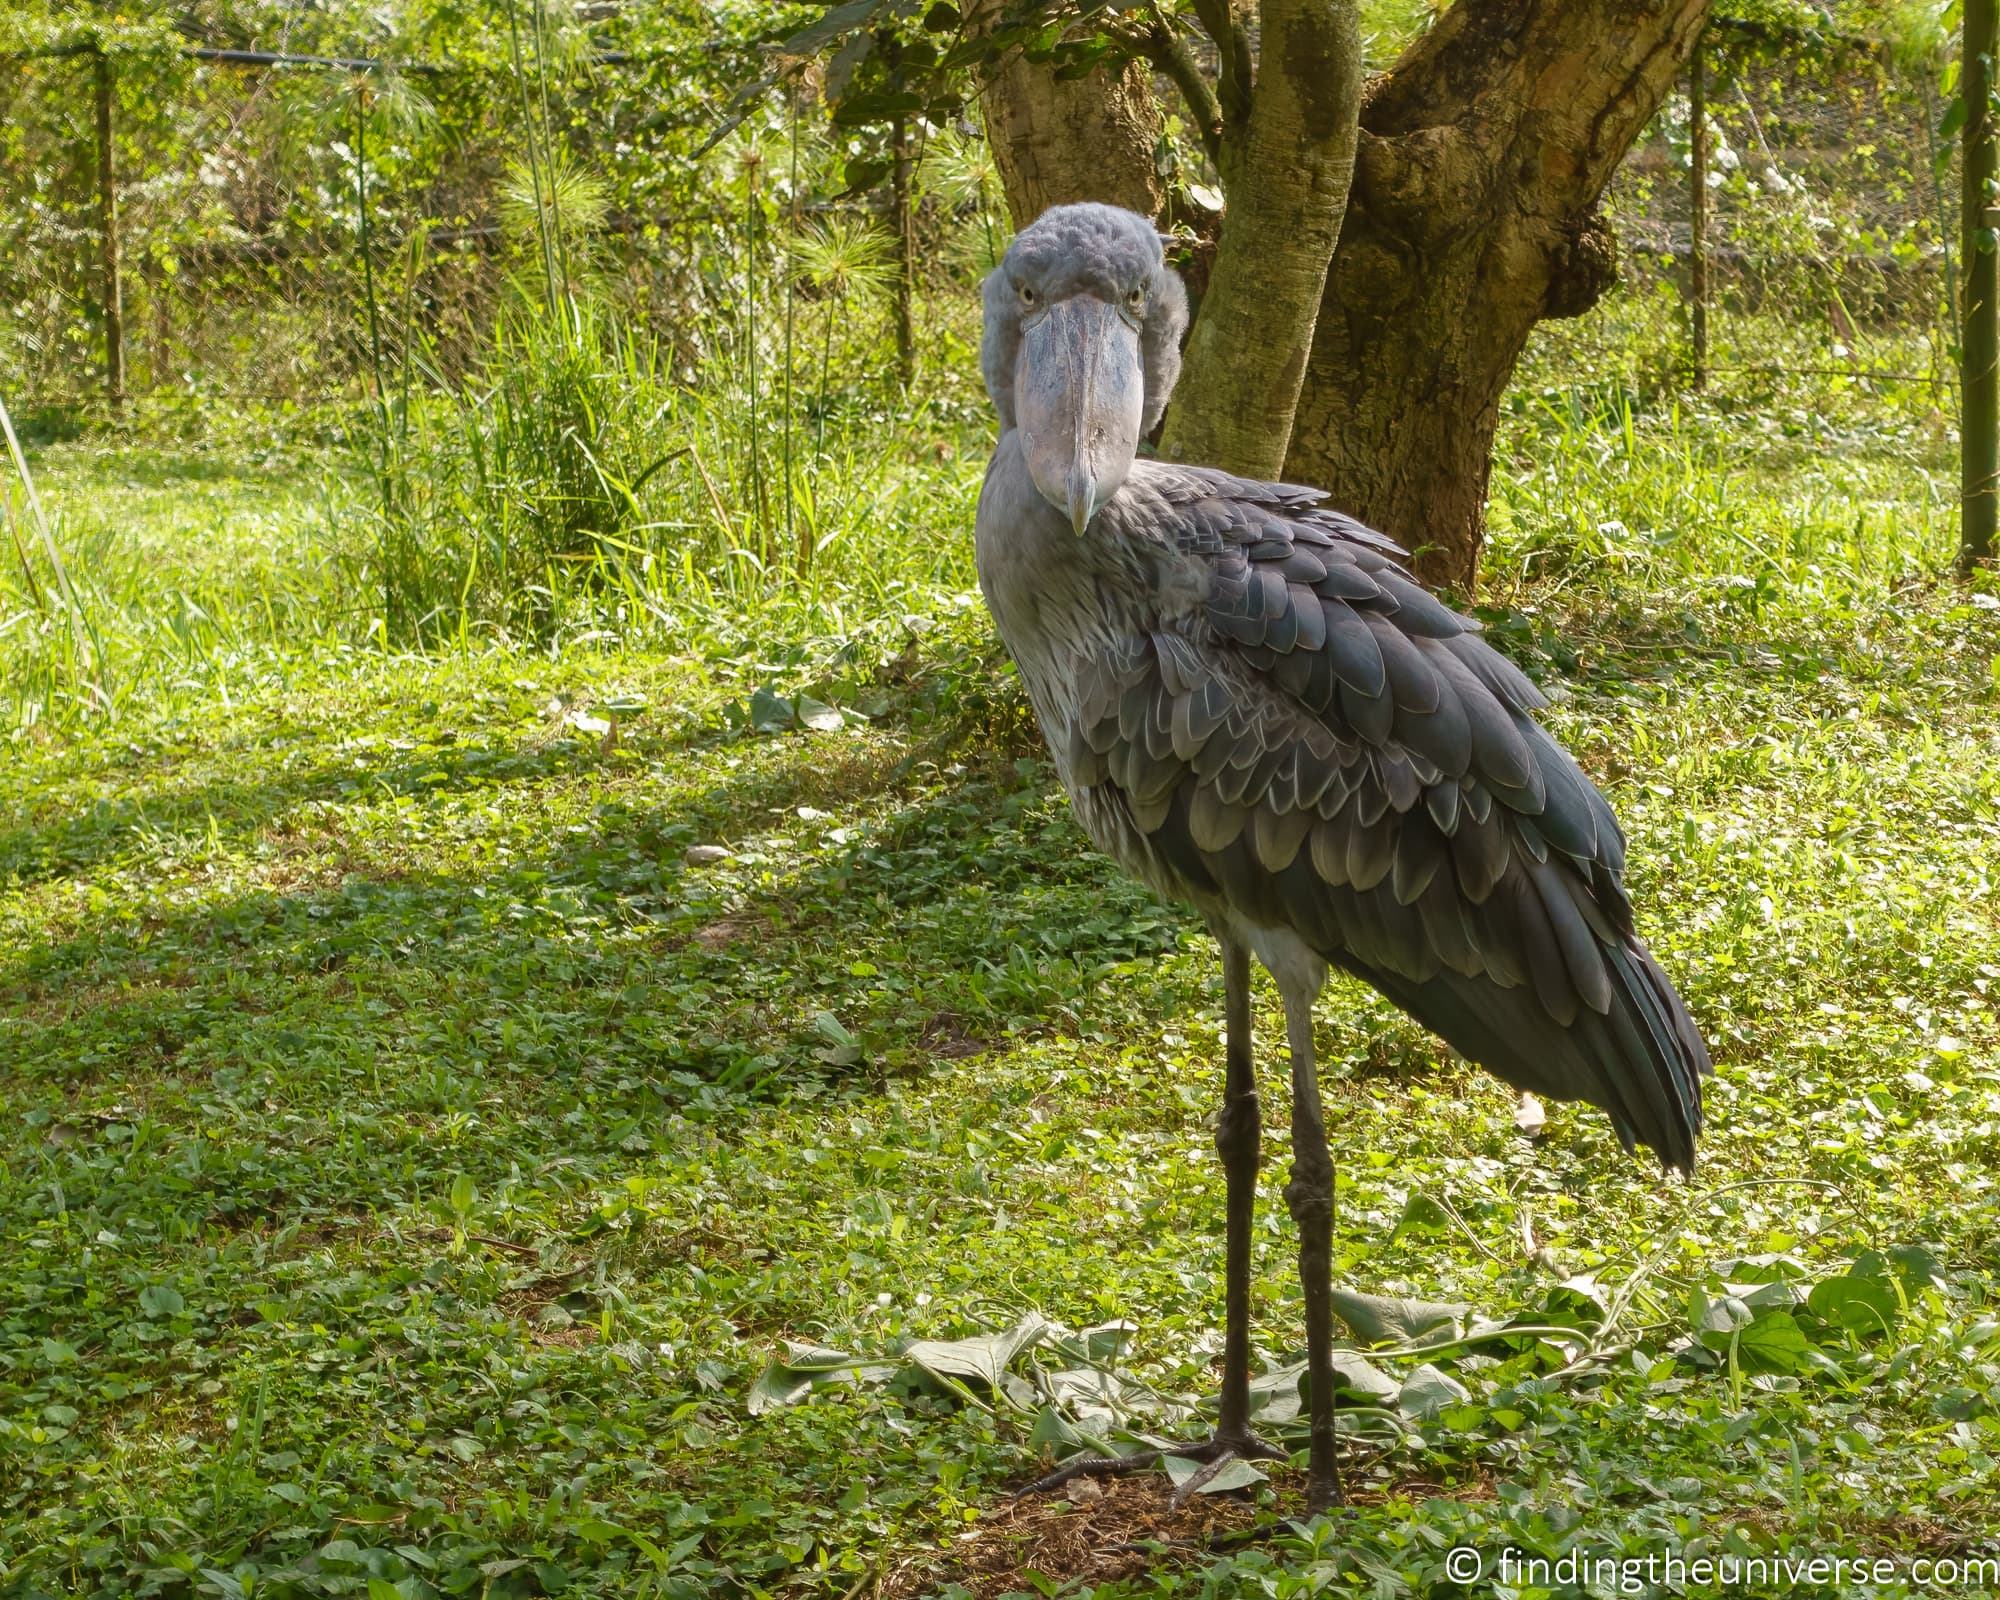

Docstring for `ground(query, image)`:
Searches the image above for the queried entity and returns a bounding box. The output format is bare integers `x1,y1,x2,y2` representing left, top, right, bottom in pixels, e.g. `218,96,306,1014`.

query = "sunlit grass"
3,283,1996,1597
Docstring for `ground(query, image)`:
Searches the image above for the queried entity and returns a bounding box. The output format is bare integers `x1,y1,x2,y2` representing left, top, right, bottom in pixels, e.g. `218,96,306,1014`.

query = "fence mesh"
1609,19,1955,389
0,36,765,416
0,20,1958,416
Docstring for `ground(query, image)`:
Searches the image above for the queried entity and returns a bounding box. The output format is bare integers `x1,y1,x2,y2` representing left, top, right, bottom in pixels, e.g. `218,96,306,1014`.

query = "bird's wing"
1073,462,1710,1169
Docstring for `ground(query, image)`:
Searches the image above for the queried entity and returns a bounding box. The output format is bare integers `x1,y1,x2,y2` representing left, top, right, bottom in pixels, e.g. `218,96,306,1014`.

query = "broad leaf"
1163,1452,1268,1495
905,1312,1049,1393
1029,1403,1104,1456
1692,1289,1754,1349
1734,1310,1813,1374
1805,1273,1899,1338
1329,1287,1468,1345
746,1342,883,1414
1396,1363,1472,1420
774,0,889,61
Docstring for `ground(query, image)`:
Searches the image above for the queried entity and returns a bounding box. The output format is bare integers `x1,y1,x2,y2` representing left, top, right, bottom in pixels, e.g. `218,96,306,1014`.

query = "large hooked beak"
1014,295,1145,535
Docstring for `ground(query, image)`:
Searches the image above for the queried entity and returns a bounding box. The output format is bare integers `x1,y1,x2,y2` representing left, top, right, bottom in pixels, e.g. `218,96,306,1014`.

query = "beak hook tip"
1066,471,1098,537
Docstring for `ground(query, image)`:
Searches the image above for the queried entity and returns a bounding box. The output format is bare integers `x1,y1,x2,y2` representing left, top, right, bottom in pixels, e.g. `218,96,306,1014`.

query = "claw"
1167,1448,1238,1510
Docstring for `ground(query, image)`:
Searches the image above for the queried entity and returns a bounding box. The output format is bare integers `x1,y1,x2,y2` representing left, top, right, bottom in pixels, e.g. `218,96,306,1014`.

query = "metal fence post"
94,47,126,412
1689,32,1708,391
1965,0,1998,568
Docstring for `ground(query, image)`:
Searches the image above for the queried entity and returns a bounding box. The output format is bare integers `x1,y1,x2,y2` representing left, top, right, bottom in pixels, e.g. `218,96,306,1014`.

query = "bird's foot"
1019,1432,1289,1508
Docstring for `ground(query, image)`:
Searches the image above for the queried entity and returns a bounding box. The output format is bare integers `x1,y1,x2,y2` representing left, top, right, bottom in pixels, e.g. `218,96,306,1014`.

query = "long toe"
1019,1430,1290,1498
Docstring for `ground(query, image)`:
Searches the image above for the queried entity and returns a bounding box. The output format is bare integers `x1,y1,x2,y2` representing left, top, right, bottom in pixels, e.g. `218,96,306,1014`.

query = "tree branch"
1189,0,1253,130
1116,11,1223,166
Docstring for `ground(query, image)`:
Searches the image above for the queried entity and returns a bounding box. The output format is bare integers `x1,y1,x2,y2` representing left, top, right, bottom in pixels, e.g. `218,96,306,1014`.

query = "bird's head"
981,202,1189,534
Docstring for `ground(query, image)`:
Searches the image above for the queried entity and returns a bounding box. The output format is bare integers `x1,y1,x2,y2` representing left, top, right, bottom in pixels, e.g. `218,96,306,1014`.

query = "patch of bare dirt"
879,1467,1500,1599
691,915,758,951
880,1476,1267,1599
919,1011,991,1060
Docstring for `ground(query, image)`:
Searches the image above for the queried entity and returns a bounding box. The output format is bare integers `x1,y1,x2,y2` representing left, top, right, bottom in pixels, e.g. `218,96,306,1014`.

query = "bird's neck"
976,436,1192,653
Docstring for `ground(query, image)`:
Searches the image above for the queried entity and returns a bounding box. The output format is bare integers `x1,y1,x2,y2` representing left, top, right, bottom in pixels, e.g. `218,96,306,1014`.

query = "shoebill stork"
974,204,1711,1513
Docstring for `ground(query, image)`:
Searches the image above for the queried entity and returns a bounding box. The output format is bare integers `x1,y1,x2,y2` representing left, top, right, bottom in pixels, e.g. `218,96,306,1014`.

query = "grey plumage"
976,202,1712,1511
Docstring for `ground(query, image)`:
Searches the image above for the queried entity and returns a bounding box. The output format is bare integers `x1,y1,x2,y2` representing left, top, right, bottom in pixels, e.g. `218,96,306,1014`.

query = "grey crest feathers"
981,202,1189,433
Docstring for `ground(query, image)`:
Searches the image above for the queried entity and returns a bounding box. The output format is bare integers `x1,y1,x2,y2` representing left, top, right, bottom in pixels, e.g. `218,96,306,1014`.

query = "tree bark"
1284,0,1711,589
973,4,1164,228
1159,0,1362,478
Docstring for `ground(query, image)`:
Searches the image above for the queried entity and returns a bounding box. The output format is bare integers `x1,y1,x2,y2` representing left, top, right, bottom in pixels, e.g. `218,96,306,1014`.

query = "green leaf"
1735,1309,1813,1374
825,31,874,102
1251,1352,1397,1421
1391,1192,1452,1238
1080,1318,1137,1360
1396,1362,1472,1420
139,1284,185,1318
905,1312,1049,1394
841,157,890,195
745,1342,874,1414
796,695,844,732
1884,1243,1947,1291
1806,1273,1899,1338
1692,1289,1753,1349
775,0,888,61
1327,1352,1401,1402
448,1173,476,1218
1029,1403,1100,1456
1328,1287,1468,1344
811,1010,862,1066
1939,93,1969,145
749,685,794,732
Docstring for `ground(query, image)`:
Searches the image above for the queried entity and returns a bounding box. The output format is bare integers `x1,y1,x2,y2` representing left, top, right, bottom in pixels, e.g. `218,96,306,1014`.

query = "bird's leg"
1016,939,1285,1502
1214,934,1264,1450
1281,985,1345,1514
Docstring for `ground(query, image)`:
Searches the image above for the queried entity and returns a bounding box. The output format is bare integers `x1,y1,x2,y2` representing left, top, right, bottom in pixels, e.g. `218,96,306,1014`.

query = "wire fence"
0,19,1958,419
0,35,765,418
1611,18,1955,393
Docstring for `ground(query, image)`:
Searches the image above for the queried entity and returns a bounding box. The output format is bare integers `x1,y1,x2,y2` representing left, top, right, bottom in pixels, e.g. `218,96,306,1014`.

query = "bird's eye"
1019,284,1036,307
1126,287,1146,311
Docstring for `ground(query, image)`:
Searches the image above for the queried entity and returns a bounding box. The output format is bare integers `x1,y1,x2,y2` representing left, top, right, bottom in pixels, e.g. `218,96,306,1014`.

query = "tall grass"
0,385,109,727
360,298,685,641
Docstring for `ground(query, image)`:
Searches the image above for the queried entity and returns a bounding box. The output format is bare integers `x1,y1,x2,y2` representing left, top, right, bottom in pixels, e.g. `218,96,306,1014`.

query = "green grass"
3,303,1999,1600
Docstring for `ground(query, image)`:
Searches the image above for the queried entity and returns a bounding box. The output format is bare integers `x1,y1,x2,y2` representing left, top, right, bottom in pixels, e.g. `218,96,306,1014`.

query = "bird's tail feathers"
1337,935,1710,1172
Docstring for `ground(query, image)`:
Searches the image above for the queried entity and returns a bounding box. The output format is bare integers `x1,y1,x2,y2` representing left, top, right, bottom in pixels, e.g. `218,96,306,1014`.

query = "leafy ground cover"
4,328,2000,1597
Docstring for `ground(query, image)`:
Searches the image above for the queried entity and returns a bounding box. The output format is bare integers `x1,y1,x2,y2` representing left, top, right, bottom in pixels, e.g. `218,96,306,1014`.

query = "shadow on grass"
0,728,1190,1225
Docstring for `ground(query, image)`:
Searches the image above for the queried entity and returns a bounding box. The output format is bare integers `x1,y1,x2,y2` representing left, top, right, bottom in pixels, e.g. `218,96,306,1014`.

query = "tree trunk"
973,4,1163,228
1159,0,1362,478
1284,0,1710,589
976,0,1706,590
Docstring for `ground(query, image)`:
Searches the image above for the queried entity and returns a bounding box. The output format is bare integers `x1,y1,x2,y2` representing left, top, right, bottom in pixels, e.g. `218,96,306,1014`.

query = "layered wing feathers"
1076,464,1709,1169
